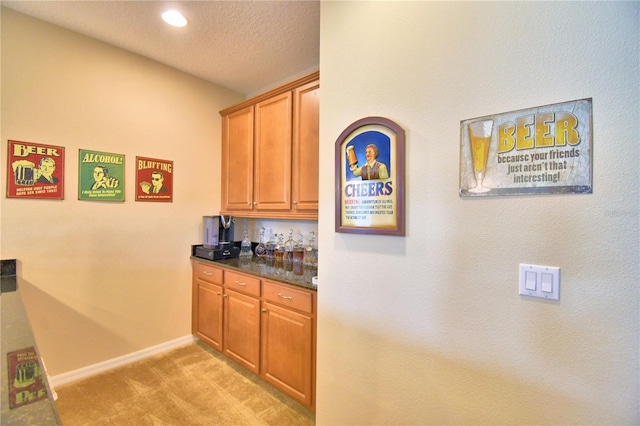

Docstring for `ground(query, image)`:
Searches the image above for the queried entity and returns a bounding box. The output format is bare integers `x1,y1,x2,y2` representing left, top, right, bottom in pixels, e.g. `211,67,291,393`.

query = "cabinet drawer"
193,262,223,284
263,281,313,314
224,271,260,298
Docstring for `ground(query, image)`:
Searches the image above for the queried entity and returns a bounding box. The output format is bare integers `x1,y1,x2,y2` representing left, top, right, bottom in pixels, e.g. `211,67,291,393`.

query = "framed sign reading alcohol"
78,149,125,201
335,117,405,236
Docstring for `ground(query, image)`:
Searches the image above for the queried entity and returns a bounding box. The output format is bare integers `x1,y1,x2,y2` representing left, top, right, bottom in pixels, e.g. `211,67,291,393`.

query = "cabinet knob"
261,308,267,312
223,294,228,298
216,292,222,296
293,200,297,205
253,201,257,205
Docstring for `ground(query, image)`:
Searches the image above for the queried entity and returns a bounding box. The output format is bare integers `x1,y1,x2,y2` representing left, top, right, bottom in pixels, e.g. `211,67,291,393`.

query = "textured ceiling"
1,0,320,95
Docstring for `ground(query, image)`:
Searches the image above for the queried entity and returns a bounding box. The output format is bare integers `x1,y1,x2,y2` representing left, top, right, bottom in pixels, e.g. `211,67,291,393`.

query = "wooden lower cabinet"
191,260,317,410
195,280,223,351
223,288,261,375
261,280,315,408
192,262,224,351
261,302,314,407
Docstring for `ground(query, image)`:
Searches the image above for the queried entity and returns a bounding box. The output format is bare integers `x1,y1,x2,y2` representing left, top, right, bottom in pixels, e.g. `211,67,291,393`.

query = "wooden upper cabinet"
292,80,319,212
254,91,292,211
221,106,254,211
219,71,319,220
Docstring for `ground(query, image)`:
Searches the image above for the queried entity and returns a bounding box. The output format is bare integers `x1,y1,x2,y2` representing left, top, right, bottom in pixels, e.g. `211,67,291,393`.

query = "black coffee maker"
195,215,240,260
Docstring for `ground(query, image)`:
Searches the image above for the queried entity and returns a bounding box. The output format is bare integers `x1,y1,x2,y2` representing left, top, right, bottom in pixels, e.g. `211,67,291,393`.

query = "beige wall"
0,9,244,375
317,2,638,424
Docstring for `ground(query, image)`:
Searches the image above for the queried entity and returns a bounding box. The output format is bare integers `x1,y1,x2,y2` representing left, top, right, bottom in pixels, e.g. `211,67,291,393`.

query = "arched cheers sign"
335,117,405,236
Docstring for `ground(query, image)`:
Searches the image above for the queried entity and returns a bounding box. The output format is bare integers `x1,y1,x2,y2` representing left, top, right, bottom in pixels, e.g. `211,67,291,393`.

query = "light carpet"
54,341,315,425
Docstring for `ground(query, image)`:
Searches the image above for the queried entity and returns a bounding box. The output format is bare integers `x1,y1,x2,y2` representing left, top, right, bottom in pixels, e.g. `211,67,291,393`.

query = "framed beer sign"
6,140,65,200
335,117,405,236
460,98,593,197
78,149,125,201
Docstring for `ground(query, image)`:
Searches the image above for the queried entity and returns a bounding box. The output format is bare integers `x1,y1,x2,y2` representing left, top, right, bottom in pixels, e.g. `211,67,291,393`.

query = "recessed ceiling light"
162,10,188,27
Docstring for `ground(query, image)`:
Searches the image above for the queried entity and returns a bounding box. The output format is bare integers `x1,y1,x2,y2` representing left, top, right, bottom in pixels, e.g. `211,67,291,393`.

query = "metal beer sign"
460,98,592,196
78,149,125,201
6,140,65,200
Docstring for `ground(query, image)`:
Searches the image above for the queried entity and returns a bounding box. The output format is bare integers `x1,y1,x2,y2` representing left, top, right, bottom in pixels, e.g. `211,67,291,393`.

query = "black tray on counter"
192,244,239,261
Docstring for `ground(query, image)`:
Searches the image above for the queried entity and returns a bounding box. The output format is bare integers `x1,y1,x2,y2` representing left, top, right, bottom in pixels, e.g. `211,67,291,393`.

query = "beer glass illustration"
468,120,494,193
12,160,35,186
346,145,358,166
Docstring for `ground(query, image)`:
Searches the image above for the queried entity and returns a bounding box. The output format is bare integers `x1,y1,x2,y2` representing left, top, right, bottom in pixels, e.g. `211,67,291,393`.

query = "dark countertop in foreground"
191,256,318,291
1,261,61,425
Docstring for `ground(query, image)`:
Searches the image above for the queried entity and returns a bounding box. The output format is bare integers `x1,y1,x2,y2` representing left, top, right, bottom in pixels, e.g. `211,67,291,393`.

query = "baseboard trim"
50,335,196,387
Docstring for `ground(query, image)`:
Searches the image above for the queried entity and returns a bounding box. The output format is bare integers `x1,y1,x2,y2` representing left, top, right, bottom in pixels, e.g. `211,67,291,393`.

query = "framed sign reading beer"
78,149,125,201
6,140,65,200
460,98,593,197
335,117,405,236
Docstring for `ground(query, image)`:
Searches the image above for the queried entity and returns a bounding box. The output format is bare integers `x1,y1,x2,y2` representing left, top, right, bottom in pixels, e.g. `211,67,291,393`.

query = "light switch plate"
519,263,560,300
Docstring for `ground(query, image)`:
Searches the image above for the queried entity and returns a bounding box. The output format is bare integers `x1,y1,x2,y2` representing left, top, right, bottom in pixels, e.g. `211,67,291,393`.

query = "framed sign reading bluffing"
135,156,173,202
335,117,405,236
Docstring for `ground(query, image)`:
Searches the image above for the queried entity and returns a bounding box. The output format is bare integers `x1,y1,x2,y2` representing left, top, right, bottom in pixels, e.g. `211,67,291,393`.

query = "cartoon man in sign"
348,143,389,180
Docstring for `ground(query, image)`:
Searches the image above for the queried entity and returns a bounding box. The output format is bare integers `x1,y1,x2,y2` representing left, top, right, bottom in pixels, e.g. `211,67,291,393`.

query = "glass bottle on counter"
274,233,285,264
303,231,317,266
239,228,253,260
265,229,276,260
254,227,267,258
284,229,295,262
293,233,305,263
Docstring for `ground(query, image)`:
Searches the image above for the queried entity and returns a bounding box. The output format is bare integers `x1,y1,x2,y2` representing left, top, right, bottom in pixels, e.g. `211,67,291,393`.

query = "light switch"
525,271,537,290
519,264,560,300
541,273,553,293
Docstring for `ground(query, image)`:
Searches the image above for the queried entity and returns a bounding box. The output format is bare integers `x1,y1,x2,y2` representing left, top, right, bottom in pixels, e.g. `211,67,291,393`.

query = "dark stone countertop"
191,256,318,291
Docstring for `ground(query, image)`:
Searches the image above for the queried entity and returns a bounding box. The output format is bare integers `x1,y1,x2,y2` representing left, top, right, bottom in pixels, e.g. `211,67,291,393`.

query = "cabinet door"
292,80,319,212
254,91,292,211
221,106,254,211
223,288,261,374
195,280,223,351
261,302,313,407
